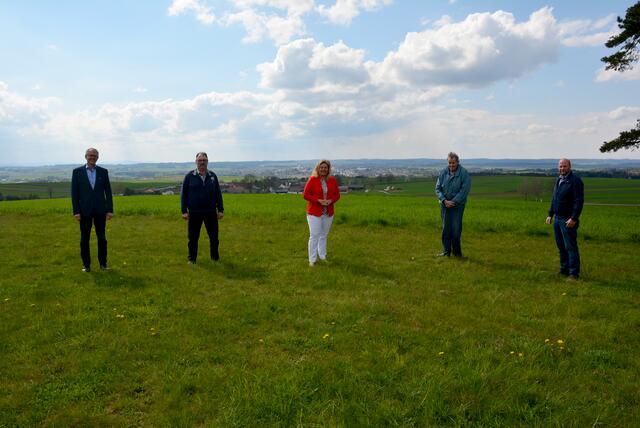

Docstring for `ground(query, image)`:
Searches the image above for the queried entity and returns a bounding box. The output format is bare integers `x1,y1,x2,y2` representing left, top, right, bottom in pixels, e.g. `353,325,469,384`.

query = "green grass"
1,191,639,426
368,176,640,204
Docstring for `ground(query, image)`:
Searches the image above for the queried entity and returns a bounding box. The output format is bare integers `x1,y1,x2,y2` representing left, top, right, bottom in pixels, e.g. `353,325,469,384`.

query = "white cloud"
316,0,392,25
167,0,216,25
223,9,306,45
559,14,616,47
373,8,560,88
134,87,148,93
0,82,57,126
607,106,640,120
596,66,640,82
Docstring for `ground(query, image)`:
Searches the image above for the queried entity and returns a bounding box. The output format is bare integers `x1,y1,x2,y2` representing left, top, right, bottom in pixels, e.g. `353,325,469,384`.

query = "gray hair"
85,147,99,156
195,152,208,159
447,152,459,162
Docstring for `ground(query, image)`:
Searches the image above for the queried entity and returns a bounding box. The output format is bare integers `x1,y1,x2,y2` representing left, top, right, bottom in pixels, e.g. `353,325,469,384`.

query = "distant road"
585,203,640,207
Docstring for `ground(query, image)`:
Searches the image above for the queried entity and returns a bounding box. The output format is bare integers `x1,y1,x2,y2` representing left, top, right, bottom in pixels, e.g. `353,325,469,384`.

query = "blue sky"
1,0,639,164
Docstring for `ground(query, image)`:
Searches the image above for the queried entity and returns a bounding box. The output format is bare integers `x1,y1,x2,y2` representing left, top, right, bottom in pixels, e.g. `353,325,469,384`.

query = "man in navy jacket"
71,148,113,272
181,152,224,263
546,158,584,280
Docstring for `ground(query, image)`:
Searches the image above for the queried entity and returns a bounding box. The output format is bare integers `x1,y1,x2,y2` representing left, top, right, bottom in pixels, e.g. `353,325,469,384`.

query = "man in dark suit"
546,158,584,281
71,148,114,272
181,152,224,264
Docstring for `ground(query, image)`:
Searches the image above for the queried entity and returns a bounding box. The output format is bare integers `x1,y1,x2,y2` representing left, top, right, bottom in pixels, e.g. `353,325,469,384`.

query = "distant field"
2,175,639,204
1,192,639,426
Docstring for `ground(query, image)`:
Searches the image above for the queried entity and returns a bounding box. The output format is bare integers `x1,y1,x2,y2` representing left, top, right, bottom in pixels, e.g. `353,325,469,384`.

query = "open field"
1,188,639,426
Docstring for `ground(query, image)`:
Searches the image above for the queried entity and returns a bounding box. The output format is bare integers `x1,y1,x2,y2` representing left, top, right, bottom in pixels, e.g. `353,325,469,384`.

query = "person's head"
447,152,459,173
195,152,208,171
312,159,331,178
85,148,99,168
558,158,571,176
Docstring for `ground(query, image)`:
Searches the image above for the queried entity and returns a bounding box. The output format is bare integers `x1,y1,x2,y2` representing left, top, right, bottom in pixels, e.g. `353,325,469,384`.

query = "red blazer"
303,175,341,217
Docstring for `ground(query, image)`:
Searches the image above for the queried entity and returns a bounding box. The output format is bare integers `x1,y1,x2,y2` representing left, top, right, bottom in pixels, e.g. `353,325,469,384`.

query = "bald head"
558,158,571,176
85,148,99,168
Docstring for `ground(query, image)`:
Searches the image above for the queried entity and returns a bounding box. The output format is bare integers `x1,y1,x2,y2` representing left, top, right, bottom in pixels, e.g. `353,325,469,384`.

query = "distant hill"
1,158,639,182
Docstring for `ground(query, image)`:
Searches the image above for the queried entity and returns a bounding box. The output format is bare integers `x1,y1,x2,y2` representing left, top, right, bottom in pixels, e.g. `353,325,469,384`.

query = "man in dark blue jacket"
71,148,113,272
181,152,224,263
546,158,584,280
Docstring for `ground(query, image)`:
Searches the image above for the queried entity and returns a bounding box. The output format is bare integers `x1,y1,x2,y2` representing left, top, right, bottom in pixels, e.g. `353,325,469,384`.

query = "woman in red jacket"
303,159,341,266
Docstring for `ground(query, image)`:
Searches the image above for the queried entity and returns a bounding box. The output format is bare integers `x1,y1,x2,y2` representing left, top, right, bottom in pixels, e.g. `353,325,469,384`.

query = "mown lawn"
1,193,639,426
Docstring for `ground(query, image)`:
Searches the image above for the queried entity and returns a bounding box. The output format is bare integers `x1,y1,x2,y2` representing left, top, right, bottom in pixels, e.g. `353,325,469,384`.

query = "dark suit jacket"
71,165,113,216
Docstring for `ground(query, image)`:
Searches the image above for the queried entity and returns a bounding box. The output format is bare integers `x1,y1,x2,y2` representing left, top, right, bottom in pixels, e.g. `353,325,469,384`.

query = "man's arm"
214,175,224,218
435,172,446,203
104,170,113,218
571,177,584,221
71,169,80,219
181,175,189,218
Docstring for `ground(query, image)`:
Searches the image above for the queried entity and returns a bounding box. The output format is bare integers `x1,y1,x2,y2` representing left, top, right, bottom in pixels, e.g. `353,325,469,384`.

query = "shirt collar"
86,164,96,171
193,169,210,176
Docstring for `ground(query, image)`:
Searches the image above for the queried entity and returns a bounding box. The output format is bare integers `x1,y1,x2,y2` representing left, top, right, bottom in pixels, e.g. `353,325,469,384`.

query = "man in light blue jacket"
435,152,471,257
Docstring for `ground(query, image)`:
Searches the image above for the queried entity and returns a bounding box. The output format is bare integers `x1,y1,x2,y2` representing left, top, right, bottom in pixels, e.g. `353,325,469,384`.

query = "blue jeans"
441,204,465,256
553,216,580,277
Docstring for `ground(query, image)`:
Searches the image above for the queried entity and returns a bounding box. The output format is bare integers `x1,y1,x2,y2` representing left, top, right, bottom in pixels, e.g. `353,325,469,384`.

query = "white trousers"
307,214,333,263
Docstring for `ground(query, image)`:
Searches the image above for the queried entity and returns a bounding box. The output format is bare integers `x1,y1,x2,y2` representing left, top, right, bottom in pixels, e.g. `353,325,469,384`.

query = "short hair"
447,152,459,162
559,158,571,167
311,159,331,177
195,152,208,160
85,148,99,156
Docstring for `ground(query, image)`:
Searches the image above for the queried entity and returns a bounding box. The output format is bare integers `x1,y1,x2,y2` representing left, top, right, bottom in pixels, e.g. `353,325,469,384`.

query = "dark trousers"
80,213,107,268
188,212,219,261
553,216,580,277
441,204,465,256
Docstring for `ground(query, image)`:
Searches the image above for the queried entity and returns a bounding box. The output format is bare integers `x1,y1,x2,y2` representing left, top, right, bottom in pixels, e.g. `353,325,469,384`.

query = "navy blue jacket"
548,171,584,220
71,165,113,216
181,170,224,215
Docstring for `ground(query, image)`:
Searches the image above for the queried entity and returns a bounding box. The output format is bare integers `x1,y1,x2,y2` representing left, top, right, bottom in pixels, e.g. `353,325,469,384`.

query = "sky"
1,0,639,165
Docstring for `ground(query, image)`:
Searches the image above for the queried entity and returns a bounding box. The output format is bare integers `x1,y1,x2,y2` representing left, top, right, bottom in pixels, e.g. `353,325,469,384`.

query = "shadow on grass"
199,258,267,281
90,269,149,289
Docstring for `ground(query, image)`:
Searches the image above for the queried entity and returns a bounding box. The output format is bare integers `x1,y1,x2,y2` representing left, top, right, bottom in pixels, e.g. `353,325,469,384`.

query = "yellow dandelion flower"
30,303,36,307
258,338,264,343
4,298,9,302
518,353,524,357
438,351,445,356
562,292,567,296
557,339,564,345
151,332,157,336
544,338,550,343
150,327,155,331
509,351,515,355
559,346,564,351
323,333,330,339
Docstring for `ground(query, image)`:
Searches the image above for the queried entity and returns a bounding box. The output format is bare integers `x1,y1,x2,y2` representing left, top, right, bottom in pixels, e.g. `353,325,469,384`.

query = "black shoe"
100,264,109,271
559,271,569,276
453,254,464,258
566,275,579,282
211,253,220,261
188,260,196,265
436,252,450,257
82,266,91,272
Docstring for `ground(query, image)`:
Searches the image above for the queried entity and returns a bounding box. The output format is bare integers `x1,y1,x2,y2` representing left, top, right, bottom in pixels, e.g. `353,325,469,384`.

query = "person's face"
318,163,329,177
558,159,571,175
85,150,98,167
448,158,459,172
196,155,208,171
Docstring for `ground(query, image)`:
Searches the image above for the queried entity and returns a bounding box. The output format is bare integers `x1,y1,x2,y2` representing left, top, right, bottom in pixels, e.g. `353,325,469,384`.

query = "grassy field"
1,184,639,426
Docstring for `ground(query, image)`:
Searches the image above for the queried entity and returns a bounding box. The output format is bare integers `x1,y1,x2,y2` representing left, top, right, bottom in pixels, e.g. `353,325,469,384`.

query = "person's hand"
106,212,113,220
318,199,327,206
74,214,81,222
546,216,552,225
182,213,189,220
217,212,224,220
444,200,455,208
325,199,332,205
566,218,576,228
